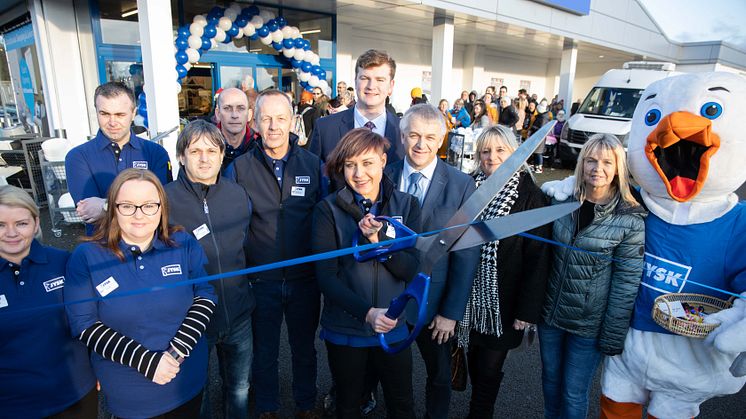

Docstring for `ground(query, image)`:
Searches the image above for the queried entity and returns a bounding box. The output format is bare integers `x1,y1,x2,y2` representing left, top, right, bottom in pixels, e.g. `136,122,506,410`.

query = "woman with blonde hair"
0,185,97,418
539,134,646,419
457,125,552,418
64,168,216,419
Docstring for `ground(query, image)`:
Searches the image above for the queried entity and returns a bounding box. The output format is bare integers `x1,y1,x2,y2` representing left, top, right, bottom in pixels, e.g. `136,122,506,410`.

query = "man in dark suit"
309,49,403,165
385,104,481,419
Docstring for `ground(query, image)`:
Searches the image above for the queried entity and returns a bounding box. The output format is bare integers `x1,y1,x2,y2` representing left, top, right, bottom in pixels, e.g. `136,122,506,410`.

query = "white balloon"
259,36,273,45
250,16,264,29
304,50,315,62
187,35,202,50
211,39,218,48
293,49,305,60
299,72,311,82
183,62,192,71
223,9,238,21
243,25,256,37
215,28,226,42
259,10,274,22
189,22,204,37
318,80,329,91
311,55,320,66
192,14,207,27
218,17,232,31
281,26,293,39
291,27,300,38
175,83,182,94
322,85,332,97
282,48,295,58
309,75,320,87
186,48,200,63
233,30,244,39
228,3,242,14
134,115,145,127
271,30,283,43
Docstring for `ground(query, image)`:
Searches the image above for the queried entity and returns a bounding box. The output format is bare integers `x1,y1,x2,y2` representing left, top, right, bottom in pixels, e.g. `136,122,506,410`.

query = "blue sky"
640,0,746,49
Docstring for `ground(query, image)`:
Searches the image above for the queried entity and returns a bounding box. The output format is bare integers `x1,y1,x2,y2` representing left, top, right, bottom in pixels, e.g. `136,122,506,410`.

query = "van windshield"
577,87,643,119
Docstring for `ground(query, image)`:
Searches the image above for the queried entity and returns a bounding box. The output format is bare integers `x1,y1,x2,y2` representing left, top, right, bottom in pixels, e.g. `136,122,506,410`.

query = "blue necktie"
407,172,424,206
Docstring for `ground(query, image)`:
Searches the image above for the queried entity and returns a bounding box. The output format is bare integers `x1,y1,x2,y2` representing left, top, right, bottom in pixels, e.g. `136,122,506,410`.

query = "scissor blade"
449,202,579,252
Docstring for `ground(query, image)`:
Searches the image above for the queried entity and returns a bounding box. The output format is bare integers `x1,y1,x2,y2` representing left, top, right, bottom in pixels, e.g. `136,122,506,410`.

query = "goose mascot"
544,72,746,418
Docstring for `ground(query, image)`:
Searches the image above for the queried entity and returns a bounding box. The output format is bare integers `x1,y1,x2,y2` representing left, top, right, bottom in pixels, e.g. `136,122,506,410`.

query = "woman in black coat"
456,125,552,419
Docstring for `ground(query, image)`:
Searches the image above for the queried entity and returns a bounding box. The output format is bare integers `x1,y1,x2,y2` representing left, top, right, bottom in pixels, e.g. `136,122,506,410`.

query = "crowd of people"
3,48,648,419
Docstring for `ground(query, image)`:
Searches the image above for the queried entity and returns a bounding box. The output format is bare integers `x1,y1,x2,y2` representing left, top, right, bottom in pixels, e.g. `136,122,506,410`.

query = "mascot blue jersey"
631,202,746,333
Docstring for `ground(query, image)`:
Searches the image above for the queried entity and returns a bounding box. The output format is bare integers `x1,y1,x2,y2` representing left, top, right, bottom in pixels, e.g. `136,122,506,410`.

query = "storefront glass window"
96,0,140,45
220,66,253,90
256,67,279,90
103,61,144,97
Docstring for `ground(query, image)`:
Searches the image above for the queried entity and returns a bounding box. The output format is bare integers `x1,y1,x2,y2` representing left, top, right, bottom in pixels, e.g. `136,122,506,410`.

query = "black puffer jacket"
312,176,421,337
542,195,646,355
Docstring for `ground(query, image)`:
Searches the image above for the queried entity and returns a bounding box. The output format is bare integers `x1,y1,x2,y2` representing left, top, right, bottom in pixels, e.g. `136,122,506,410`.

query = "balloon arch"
135,3,329,128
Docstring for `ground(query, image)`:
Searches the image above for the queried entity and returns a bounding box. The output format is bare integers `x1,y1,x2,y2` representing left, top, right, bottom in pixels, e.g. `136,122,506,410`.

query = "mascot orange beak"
645,111,720,202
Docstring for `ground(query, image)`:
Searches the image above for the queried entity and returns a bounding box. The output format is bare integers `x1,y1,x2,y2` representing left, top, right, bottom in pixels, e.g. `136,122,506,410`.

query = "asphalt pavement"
43,167,746,418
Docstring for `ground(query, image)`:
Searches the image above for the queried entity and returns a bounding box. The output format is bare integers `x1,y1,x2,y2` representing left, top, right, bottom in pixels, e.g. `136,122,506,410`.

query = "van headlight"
560,122,569,141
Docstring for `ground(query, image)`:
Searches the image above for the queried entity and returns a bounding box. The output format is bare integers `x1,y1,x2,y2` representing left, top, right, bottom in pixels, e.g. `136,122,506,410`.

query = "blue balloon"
301,62,312,73
143,116,148,128
138,106,148,119
227,24,240,37
305,86,314,92
248,5,260,15
290,59,301,68
257,26,269,37
318,70,327,80
222,35,233,44
177,26,190,38
176,64,188,78
175,51,188,65
207,17,219,26
235,17,248,28
303,40,311,50
208,6,224,18
293,38,304,49
138,92,146,104
276,17,287,27
128,64,142,75
282,38,294,49
300,81,309,89
267,20,278,33
175,36,189,50
311,66,322,76
203,25,217,38
201,37,212,50
240,8,252,19
249,33,259,41
271,42,283,51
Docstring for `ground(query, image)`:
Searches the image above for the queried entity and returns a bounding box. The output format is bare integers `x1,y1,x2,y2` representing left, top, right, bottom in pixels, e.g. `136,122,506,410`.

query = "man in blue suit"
309,49,403,166
385,104,481,418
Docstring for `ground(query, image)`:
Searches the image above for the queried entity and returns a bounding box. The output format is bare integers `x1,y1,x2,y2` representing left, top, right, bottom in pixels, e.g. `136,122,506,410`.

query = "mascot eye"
700,102,723,119
645,109,661,126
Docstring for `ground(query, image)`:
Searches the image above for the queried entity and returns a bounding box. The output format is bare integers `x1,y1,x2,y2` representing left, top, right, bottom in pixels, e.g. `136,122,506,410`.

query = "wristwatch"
166,347,185,364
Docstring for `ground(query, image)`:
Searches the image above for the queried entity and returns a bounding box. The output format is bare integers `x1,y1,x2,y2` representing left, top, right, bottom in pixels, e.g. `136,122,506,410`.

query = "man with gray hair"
225,89,325,419
384,104,480,419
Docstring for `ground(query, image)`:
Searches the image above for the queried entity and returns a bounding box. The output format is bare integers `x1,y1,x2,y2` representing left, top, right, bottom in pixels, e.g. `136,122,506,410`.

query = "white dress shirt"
353,106,387,137
400,156,438,199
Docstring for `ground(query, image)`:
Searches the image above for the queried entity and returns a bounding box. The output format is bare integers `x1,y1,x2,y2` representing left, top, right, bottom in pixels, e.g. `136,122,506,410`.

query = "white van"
558,61,679,166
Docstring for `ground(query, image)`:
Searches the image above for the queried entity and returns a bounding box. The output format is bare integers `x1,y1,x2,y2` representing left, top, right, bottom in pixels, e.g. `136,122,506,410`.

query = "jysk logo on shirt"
640,252,692,294
133,161,149,169
42,276,65,292
161,264,183,277
295,176,311,185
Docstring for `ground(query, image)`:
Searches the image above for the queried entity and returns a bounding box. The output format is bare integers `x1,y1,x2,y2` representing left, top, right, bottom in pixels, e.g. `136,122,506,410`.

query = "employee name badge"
193,223,210,240
385,216,403,238
291,186,306,197
0,294,7,308
96,277,119,297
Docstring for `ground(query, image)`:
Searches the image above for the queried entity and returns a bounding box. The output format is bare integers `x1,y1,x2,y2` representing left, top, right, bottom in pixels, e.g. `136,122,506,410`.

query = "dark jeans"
47,388,98,419
200,316,253,419
325,341,415,419
252,278,320,413
538,323,602,419
415,328,453,419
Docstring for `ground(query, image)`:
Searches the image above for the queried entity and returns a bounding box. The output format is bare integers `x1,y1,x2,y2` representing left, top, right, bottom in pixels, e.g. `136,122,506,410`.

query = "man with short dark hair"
164,120,253,419
215,87,258,171
65,81,171,235
385,104,480,419
226,90,324,419
309,49,403,165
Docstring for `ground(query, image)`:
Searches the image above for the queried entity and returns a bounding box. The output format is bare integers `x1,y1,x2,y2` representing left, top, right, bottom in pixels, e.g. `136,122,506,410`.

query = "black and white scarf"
457,170,521,349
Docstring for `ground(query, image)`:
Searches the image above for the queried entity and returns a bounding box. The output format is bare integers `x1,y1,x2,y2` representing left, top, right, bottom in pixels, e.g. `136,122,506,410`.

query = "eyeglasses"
115,202,161,216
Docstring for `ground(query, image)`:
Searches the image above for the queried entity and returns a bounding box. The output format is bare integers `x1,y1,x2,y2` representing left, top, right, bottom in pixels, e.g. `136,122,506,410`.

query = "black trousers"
325,341,415,419
47,388,98,419
414,328,453,419
112,392,202,419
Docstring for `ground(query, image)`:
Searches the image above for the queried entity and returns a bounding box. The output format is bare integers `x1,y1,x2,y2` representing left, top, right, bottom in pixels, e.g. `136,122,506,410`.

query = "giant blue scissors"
353,121,580,353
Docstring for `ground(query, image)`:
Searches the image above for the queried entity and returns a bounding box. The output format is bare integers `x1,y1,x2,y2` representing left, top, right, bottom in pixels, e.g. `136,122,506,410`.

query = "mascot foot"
600,394,655,419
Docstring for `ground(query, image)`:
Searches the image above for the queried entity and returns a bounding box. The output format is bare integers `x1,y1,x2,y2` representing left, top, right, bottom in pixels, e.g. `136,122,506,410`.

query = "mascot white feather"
601,72,746,419
544,72,746,418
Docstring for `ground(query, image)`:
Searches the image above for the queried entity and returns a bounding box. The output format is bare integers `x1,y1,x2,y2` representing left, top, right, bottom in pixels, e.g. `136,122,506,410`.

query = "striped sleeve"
169,296,216,358
78,322,163,380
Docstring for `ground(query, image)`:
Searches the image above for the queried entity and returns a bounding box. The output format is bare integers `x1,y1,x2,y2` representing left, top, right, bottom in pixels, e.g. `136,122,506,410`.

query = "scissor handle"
352,216,417,263
378,272,431,354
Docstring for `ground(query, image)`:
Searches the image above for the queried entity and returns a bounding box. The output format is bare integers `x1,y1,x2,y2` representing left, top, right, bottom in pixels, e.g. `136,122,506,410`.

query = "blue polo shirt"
0,240,95,418
64,128,172,235
64,231,215,418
